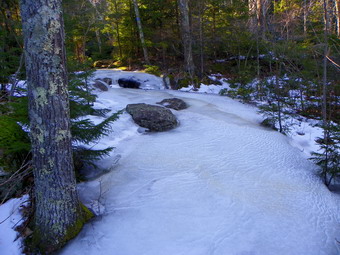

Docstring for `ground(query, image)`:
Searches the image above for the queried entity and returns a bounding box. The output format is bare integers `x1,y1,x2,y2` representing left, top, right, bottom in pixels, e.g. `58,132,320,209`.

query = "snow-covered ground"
0,196,29,255
1,69,339,255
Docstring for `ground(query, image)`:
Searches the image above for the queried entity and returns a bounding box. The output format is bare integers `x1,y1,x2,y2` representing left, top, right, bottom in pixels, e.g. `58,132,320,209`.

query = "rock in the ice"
102,77,113,85
126,103,178,132
156,98,188,110
118,78,141,89
93,80,109,91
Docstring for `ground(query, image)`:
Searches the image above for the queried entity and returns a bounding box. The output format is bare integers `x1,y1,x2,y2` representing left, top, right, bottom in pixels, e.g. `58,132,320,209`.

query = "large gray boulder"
156,98,188,110
126,103,178,132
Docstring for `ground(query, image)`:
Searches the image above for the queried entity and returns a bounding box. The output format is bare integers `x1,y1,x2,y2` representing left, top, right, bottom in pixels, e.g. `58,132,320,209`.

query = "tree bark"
20,0,90,252
178,0,195,78
335,0,340,37
198,0,204,78
303,0,308,36
113,0,123,59
322,0,329,128
132,0,150,64
248,0,269,37
248,0,258,32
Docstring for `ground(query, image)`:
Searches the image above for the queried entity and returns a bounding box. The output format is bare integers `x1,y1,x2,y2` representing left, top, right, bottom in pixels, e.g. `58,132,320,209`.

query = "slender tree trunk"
212,8,217,59
178,0,195,79
199,0,204,78
132,0,150,64
261,0,269,36
275,72,283,133
256,30,260,77
115,22,123,59
20,0,91,252
322,0,329,127
248,0,258,32
113,0,123,59
322,0,330,182
249,0,269,38
335,0,340,37
95,29,102,54
303,0,308,36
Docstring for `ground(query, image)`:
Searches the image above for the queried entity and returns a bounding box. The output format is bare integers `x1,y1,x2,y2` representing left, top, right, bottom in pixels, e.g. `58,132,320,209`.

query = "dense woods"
0,0,339,253
1,0,339,97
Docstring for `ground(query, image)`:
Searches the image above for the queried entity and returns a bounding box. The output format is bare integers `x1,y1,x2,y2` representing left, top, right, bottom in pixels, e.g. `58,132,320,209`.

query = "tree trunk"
178,0,195,79
322,0,330,182
303,0,308,36
249,0,269,37
198,0,204,78
95,29,102,54
20,0,91,252
248,0,258,33
113,0,123,59
322,0,329,128
132,0,150,64
335,0,340,37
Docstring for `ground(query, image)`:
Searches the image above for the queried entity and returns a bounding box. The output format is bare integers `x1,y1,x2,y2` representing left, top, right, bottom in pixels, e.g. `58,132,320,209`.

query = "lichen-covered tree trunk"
178,0,195,78
20,0,90,252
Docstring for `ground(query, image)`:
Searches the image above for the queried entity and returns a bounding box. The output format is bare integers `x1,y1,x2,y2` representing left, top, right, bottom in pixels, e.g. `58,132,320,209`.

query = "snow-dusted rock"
156,98,188,110
126,103,178,132
102,77,112,85
93,79,109,91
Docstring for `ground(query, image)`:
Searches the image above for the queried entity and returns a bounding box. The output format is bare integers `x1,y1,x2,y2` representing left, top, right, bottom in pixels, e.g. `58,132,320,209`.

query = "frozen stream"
60,71,340,255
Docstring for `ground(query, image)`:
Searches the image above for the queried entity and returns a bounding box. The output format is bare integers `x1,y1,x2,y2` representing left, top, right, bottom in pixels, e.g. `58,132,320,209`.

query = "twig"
326,56,340,70
0,197,29,225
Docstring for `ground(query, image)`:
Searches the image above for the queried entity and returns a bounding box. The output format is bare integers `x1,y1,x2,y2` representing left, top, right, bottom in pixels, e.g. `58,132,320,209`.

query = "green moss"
63,204,94,243
27,203,94,254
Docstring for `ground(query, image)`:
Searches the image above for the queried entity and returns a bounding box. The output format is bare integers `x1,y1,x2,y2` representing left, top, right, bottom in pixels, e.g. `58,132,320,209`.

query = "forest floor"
1,69,339,255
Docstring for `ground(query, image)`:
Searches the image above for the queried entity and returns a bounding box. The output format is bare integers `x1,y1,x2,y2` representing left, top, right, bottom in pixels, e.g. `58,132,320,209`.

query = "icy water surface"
61,84,340,255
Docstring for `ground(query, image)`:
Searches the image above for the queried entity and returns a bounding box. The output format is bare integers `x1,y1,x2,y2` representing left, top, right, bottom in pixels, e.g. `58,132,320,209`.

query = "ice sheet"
61,83,340,255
